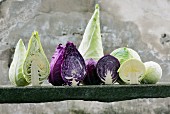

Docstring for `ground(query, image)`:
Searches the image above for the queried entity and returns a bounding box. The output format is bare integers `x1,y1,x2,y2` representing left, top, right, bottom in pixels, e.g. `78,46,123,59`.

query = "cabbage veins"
96,55,120,84
61,42,86,86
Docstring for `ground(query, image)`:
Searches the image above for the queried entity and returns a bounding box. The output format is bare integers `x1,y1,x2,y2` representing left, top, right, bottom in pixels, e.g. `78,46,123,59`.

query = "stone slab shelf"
0,84,169,103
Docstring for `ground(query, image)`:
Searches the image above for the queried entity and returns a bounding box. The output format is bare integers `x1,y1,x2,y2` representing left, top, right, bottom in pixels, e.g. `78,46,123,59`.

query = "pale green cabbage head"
110,47,141,65
141,61,162,84
9,39,30,86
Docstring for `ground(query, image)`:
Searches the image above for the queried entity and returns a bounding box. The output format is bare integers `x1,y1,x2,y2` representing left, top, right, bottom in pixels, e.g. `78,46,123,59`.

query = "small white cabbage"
141,61,162,84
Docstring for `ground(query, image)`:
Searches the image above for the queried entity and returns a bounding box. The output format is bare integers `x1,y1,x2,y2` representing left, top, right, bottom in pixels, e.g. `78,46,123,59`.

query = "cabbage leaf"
78,4,104,61
48,44,65,86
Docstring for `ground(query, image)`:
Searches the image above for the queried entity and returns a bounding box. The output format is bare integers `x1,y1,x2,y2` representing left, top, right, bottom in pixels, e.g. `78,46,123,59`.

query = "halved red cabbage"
96,55,120,84
48,44,65,86
61,42,86,86
83,59,102,85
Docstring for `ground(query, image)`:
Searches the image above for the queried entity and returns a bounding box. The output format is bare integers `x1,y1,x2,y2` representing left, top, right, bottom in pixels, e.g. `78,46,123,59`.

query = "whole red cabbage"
83,59,102,85
48,44,65,86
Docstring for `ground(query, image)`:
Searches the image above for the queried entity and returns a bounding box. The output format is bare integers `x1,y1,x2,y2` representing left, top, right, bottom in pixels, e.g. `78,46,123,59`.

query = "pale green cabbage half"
78,4,104,61
9,39,30,86
23,31,50,86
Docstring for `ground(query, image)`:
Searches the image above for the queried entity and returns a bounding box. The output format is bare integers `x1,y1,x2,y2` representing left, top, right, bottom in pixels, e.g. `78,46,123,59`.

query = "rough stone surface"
0,99,170,114
0,0,170,113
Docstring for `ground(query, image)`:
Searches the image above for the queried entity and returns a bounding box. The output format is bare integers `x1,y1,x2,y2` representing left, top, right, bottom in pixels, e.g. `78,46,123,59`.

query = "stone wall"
0,0,170,114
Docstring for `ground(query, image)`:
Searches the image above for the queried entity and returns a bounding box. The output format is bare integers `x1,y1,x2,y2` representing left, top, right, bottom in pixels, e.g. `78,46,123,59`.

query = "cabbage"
78,4,103,85
61,42,86,86
83,59,102,85
118,58,146,84
141,61,162,84
96,55,120,84
110,47,141,64
23,31,50,86
48,44,65,86
9,39,30,86
78,4,104,61
49,42,86,86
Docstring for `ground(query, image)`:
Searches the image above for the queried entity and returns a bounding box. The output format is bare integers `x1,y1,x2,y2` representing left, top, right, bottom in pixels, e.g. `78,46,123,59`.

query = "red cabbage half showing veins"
48,44,65,86
96,55,120,84
61,42,86,86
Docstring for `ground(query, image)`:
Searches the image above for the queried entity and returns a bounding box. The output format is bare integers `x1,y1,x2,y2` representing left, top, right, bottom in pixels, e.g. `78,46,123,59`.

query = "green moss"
0,84,170,103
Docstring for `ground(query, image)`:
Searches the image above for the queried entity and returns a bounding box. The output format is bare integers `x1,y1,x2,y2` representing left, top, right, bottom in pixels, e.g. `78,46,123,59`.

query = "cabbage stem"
72,79,77,86
105,70,112,84
129,73,139,84
31,61,40,86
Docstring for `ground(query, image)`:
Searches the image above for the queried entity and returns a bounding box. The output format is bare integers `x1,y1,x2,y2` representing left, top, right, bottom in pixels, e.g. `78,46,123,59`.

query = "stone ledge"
0,84,169,103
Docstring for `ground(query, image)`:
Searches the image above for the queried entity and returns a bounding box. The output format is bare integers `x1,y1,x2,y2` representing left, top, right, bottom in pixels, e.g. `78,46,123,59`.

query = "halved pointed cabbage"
49,42,86,86
23,31,50,86
78,4,104,61
9,39,30,86
61,42,86,86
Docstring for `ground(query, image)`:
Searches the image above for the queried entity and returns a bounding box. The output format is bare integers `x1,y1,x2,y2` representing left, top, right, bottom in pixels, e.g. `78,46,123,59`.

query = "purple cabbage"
83,59,103,85
96,55,120,84
49,42,86,86
48,44,65,86
61,42,86,86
